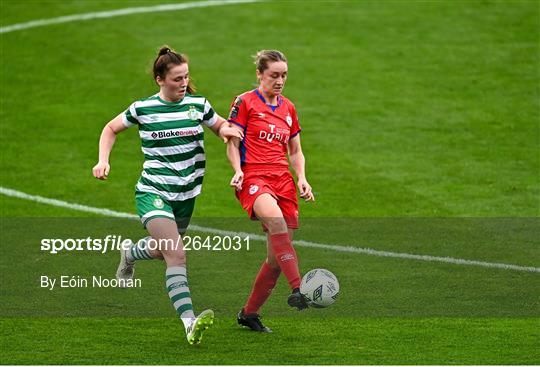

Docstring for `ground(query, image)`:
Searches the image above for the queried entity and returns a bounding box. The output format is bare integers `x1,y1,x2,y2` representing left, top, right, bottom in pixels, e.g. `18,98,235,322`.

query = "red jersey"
228,89,301,170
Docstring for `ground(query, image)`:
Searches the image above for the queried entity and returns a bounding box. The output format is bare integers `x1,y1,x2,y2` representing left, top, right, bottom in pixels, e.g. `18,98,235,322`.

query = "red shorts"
236,169,299,230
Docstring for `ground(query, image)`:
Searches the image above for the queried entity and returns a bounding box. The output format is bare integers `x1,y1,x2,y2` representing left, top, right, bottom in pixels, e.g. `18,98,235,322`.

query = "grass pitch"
1,0,539,364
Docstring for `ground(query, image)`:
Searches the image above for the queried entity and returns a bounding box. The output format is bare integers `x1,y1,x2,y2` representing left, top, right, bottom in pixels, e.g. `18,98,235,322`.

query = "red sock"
244,261,281,314
269,232,301,289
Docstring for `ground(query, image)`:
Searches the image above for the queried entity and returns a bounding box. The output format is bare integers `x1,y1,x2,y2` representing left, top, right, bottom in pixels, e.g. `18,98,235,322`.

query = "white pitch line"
2,186,539,273
0,0,261,34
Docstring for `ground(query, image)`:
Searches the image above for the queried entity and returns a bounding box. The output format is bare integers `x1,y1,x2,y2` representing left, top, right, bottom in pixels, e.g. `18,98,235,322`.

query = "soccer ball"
300,269,339,308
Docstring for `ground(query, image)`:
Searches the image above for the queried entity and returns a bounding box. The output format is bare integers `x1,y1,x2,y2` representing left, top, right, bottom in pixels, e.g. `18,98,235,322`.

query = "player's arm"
225,95,246,189
226,129,244,190
207,115,244,143
288,135,315,202
92,114,128,180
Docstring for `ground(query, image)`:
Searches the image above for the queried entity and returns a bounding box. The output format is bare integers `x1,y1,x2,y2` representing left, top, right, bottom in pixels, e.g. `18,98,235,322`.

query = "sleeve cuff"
121,114,135,128
203,114,218,127
229,120,245,129
290,130,301,138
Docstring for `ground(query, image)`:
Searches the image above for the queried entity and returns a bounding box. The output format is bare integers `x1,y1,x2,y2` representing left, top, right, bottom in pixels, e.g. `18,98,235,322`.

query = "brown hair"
253,49,287,73
153,45,195,93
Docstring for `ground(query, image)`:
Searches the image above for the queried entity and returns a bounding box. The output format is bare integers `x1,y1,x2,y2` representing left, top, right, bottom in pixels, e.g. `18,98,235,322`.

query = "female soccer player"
92,45,242,345
226,50,315,332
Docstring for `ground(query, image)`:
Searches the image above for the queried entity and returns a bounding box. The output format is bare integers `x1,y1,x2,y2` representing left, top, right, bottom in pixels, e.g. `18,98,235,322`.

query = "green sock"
127,236,153,261
166,266,195,330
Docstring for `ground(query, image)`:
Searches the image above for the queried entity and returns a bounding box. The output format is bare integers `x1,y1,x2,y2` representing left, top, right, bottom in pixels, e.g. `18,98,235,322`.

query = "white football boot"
115,240,135,288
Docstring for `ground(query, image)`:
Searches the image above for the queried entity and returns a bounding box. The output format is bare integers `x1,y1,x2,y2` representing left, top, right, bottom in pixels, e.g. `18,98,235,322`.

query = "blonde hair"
253,50,287,73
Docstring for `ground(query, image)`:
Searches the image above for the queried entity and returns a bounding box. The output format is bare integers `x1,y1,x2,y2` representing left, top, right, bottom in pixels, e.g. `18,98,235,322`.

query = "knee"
265,217,288,234
161,248,186,266
148,248,164,259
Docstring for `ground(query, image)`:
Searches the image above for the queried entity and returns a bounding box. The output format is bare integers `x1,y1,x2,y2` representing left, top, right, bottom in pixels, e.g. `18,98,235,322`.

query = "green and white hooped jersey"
121,93,218,201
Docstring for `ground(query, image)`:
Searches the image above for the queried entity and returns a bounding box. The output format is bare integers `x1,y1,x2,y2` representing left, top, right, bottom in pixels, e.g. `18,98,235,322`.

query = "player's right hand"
230,171,244,191
219,125,244,144
92,161,110,180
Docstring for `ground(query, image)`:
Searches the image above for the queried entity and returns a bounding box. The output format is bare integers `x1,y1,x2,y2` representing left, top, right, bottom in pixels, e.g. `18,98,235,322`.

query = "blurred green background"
1,0,538,364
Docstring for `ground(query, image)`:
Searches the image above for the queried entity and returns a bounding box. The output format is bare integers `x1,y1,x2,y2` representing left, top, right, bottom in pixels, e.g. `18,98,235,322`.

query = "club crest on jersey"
187,106,198,121
249,185,259,195
286,114,293,127
153,197,164,209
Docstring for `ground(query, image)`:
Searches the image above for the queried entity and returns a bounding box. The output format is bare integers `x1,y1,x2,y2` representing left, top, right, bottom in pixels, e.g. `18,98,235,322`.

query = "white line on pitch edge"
0,0,261,34
1,186,539,273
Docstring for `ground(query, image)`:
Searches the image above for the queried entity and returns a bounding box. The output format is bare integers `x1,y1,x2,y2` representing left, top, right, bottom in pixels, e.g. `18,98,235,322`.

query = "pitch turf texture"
1,0,539,364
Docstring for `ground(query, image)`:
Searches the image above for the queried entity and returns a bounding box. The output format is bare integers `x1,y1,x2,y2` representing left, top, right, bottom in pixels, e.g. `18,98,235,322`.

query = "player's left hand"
297,178,315,202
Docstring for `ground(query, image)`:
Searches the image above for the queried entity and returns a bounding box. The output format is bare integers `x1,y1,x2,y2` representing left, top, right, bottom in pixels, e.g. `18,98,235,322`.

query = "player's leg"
123,236,164,263
271,173,307,310
168,198,213,344
239,229,293,317
282,228,307,310
244,234,281,311
116,193,167,285
238,241,281,332
254,194,300,287
253,194,307,310
115,236,163,286
237,189,285,332
146,217,213,344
